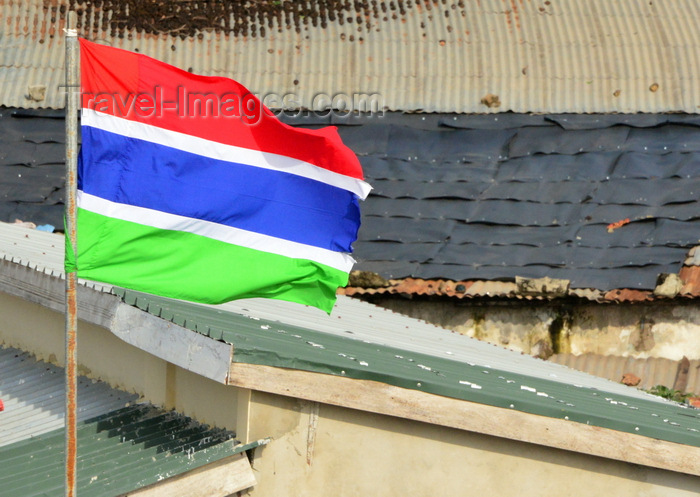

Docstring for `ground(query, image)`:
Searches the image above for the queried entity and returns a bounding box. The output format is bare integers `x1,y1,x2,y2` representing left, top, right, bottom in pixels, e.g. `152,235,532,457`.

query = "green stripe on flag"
76,209,347,312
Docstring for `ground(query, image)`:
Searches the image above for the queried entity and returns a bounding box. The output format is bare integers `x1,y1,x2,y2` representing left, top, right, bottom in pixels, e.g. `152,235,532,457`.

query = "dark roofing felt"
2,108,700,291
0,108,66,228
343,113,700,291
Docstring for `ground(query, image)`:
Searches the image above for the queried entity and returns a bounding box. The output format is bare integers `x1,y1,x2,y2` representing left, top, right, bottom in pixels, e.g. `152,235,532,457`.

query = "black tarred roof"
2,108,699,291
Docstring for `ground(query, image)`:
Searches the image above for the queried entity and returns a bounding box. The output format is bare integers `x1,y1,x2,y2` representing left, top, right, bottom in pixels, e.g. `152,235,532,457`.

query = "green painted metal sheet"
114,289,700,449
0,403,259,497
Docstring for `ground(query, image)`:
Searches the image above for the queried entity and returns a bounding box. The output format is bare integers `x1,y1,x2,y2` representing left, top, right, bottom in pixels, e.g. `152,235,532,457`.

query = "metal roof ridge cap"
0,258,120,327
110,303,233,384
0,258,233,384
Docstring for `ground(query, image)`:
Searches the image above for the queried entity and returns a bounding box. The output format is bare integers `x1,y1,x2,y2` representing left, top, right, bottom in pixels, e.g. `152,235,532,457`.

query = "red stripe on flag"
80,39,139,103
79,39,364,180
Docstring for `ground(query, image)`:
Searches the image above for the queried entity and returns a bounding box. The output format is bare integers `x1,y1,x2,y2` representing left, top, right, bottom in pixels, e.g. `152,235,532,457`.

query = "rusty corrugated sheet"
680,266,700,296
343,257,700,302
341,278,528,299
343,243,700,302
603,288,655,303
342,277,588,301
2,0,699,113
342,279,648,302
345,279,699,302
550,353,700,394
568,288,607,302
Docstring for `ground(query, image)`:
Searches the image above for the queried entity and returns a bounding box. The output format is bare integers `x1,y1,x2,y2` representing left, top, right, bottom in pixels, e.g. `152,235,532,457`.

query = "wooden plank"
228,362,700,477
235,388,253,444
121,452,256,497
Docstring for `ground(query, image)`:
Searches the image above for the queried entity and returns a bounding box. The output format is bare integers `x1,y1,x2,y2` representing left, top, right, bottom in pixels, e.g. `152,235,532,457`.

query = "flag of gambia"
69,39,371,313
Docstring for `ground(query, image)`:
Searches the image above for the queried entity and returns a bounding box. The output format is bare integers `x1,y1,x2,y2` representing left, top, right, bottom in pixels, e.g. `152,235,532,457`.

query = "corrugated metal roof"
0,346,138,446
2,0,699,113
342,277,686,302
341,277,613,301
0,220,111,293
0,345,258,497
0,405,249,497
116,287,700,448
550,353,700,394
680,265,700,295
154,290,673,402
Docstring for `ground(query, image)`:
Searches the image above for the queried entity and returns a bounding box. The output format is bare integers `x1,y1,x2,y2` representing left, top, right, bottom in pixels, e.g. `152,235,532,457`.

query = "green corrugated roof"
115,289,700,448
0,402,257,497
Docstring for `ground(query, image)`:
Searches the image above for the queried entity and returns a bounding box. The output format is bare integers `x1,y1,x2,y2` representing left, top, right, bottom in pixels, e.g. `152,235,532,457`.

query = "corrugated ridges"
0,346,137,446
0,221,112,293
0,222,65,276
0,345,251,497
114,287,673,404
2,0,699,113
0,405,241,497
341,277,603,301
341,267,700,302
550,353,700,394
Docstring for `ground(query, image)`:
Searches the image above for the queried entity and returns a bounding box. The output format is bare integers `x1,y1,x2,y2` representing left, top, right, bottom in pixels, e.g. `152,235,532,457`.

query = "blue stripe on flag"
79,126,361,252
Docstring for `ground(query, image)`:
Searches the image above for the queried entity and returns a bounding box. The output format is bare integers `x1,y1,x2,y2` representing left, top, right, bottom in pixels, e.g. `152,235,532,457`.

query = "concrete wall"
245,392,700,497
364,298,700,361
2,290,700,496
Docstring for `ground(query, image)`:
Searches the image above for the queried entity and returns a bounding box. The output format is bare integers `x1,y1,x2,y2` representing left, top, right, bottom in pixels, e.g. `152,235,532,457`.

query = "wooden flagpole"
64,15,79,497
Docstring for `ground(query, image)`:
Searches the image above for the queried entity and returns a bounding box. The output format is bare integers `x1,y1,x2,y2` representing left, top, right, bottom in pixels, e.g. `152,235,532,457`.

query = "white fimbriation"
81,109,371,199
77,191,356,273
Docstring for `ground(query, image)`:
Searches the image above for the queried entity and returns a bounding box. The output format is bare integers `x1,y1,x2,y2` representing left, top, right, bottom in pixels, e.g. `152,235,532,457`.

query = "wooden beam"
228,362,700,477
121,452,256,497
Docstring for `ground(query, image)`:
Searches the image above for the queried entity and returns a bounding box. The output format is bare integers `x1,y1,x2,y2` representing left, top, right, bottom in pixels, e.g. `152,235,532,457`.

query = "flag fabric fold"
73,39,370,313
